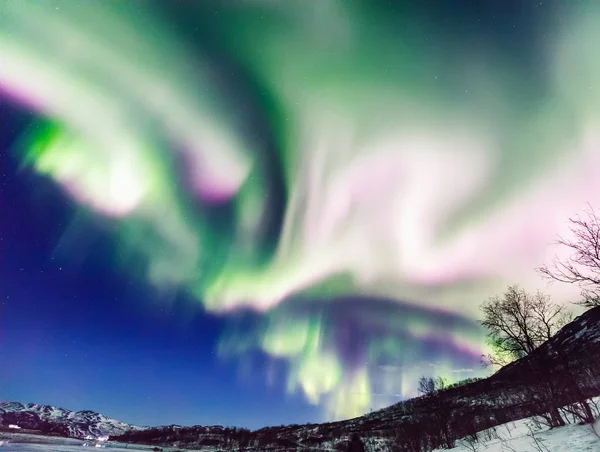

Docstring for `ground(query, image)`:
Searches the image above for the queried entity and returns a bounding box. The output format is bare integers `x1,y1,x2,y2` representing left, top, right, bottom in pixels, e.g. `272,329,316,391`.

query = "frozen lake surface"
0,436,157,452
2,447,146,451
1,445,152,452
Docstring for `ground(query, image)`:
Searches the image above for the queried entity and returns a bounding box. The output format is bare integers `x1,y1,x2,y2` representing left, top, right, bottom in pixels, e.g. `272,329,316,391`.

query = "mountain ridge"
0,401,141,439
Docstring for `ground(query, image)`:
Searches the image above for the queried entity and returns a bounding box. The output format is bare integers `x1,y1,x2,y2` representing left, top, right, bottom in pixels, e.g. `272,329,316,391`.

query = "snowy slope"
435,417,600,452
0,402,141,439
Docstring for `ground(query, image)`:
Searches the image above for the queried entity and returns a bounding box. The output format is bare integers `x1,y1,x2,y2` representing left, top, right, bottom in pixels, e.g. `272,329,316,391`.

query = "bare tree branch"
539,205,600,308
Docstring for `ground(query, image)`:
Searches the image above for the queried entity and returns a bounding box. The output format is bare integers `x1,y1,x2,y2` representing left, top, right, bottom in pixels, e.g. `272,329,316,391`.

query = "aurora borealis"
2,0,600,424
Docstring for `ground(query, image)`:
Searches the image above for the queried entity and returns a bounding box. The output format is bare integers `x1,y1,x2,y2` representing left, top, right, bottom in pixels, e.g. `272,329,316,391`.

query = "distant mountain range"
0,402,140,439
3,306,600,451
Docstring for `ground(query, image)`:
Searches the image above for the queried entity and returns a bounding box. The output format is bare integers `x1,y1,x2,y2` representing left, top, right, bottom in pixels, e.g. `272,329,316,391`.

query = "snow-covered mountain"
0,402,141,439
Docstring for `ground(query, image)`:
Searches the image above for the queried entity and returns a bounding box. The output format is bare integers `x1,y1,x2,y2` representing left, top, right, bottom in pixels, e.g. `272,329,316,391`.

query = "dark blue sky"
0,103,319,428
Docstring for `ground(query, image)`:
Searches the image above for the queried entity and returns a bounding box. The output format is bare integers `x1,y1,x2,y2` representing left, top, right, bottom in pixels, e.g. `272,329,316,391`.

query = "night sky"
2,0,600,429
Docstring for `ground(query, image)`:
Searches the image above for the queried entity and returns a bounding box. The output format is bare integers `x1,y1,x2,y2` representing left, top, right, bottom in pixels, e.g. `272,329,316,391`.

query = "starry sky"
2,0,600,429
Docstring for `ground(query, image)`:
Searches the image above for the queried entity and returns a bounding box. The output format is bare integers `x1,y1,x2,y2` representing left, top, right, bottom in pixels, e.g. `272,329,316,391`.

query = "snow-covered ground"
2,414,599,451
436,417,600,452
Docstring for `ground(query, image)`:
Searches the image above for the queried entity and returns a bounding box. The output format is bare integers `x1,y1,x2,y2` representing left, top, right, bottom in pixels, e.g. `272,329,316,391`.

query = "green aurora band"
3,0,600,419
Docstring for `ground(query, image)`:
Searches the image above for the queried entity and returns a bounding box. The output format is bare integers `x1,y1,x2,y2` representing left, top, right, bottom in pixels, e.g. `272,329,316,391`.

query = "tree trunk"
549,407,565,427
580,401,595,424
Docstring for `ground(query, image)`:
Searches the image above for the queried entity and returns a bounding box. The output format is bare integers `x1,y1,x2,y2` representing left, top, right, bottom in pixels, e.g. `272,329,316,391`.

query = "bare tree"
539,206,600,308
417,376,448,397
479,286,572,367
418,376,436,396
